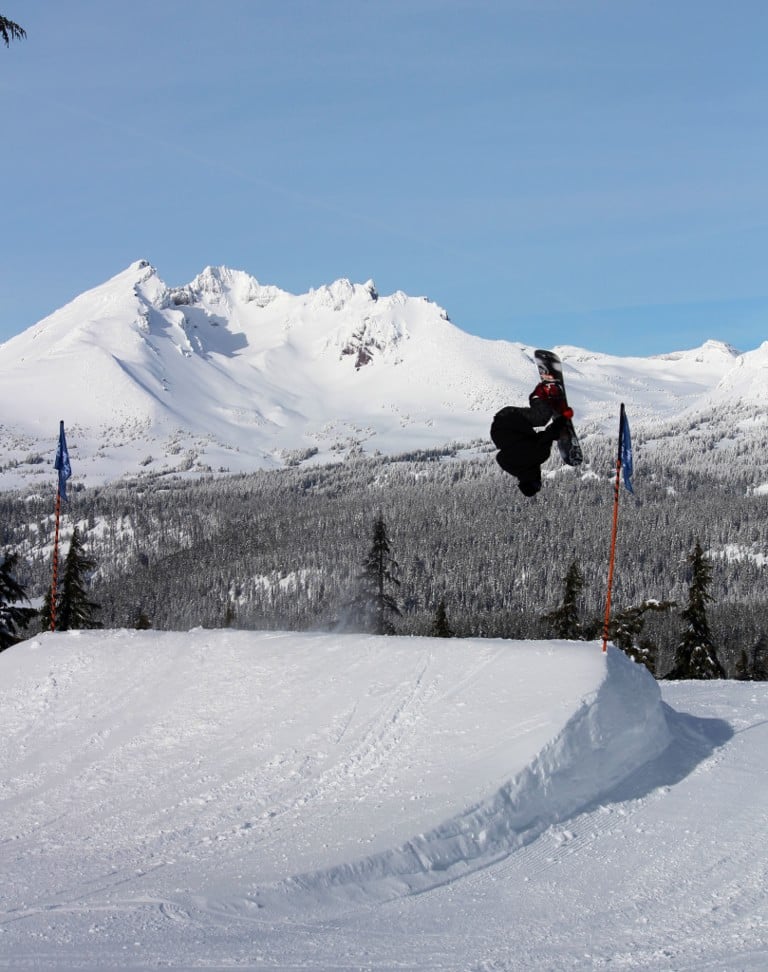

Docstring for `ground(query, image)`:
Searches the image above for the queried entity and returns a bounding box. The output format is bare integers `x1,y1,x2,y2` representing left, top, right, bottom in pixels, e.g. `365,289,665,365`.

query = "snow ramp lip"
254,646,672,911
2,631,685,920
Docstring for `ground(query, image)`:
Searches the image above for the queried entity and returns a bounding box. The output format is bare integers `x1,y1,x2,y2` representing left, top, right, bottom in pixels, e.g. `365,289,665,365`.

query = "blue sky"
2,0,767,355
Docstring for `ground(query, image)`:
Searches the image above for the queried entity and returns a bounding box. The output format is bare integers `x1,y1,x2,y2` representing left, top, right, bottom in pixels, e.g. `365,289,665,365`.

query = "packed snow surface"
1,630,766,970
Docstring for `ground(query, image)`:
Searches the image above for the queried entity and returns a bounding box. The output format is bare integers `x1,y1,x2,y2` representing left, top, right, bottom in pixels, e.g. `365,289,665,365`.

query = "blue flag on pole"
54,421,72,501
620,406,633,493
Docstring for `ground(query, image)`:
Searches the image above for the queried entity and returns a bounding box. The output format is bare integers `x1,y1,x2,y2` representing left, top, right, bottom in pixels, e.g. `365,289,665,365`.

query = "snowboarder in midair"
491,378,574,497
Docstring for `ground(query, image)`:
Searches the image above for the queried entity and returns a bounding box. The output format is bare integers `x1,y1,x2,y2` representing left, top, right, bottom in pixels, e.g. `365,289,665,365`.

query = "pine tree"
751,634,768,681
39,587,53,632
666,540,724,679
134,610,152,630
223,600,236,628
735,648,748,680
431,599,454,638
57,528,101,631
349,511,401,634
735,633,768,681
608,599,675,675
542,560,586,639
0,551,37,651
0,14,25,46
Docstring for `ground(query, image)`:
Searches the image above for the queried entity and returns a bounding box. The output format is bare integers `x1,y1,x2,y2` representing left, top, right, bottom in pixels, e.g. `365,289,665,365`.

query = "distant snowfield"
1,631,767,970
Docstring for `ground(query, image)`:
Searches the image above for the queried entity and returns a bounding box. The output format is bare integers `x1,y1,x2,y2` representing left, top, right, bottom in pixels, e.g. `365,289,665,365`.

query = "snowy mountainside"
0,259,763,488
708,339,768,405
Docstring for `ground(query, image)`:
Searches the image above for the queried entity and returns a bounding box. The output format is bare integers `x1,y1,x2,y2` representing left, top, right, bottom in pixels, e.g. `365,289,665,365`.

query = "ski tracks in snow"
227,649,440,857
7,631,746,971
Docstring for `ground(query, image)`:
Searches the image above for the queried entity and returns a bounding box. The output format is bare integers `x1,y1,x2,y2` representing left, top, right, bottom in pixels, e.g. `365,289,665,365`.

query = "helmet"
518,478,541,497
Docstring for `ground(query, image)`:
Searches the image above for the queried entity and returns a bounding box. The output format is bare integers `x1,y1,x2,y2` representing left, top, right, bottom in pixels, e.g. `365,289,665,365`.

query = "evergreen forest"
1,438,766,678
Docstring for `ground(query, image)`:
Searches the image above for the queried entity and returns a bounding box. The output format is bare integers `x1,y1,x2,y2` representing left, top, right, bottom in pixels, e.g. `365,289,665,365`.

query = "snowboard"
533,349,583,467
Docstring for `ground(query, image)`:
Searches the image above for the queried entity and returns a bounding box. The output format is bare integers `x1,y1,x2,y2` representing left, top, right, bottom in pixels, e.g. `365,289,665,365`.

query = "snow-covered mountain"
0,259,765,487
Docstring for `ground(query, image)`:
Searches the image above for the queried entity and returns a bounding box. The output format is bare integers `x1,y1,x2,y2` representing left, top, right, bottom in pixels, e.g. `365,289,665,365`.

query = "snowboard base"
533,349,583,467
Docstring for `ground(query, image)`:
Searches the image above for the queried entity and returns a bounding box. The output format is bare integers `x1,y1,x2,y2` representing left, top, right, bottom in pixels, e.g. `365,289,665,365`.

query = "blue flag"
620,406,633,493
54,421,72,501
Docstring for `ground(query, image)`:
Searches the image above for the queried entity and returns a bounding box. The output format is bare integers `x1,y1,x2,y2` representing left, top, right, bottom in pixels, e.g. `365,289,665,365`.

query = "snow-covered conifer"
57,528,101,631
666,541,724,679
349,511,401,635
0,551,36,650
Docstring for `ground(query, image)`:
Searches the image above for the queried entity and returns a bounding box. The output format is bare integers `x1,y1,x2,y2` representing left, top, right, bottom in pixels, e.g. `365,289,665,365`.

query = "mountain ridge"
0,260,765,488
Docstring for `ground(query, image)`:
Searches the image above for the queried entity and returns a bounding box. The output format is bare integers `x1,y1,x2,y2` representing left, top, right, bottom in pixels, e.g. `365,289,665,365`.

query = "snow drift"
1,631,670,925
269,641,671,911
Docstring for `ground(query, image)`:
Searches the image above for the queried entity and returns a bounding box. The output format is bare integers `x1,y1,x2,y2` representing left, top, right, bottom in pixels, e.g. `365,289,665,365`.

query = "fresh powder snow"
2,630,766,970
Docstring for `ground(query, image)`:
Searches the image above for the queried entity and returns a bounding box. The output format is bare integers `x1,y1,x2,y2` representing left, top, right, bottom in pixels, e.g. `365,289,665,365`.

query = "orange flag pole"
51,487,62,632
51,420,71,632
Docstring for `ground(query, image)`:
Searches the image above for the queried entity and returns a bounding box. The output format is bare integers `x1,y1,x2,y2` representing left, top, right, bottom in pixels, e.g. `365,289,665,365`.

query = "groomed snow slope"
1,631,765,970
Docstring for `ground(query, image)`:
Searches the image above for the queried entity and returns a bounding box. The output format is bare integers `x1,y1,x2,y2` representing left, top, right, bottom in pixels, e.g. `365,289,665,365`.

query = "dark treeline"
1,441,766,677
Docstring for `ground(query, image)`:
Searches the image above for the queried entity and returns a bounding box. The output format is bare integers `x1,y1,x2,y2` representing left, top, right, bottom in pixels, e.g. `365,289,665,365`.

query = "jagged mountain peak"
168,266,286,311
653,338,741,363
307,277,378,312
0,260,763,487
111,259,162,294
